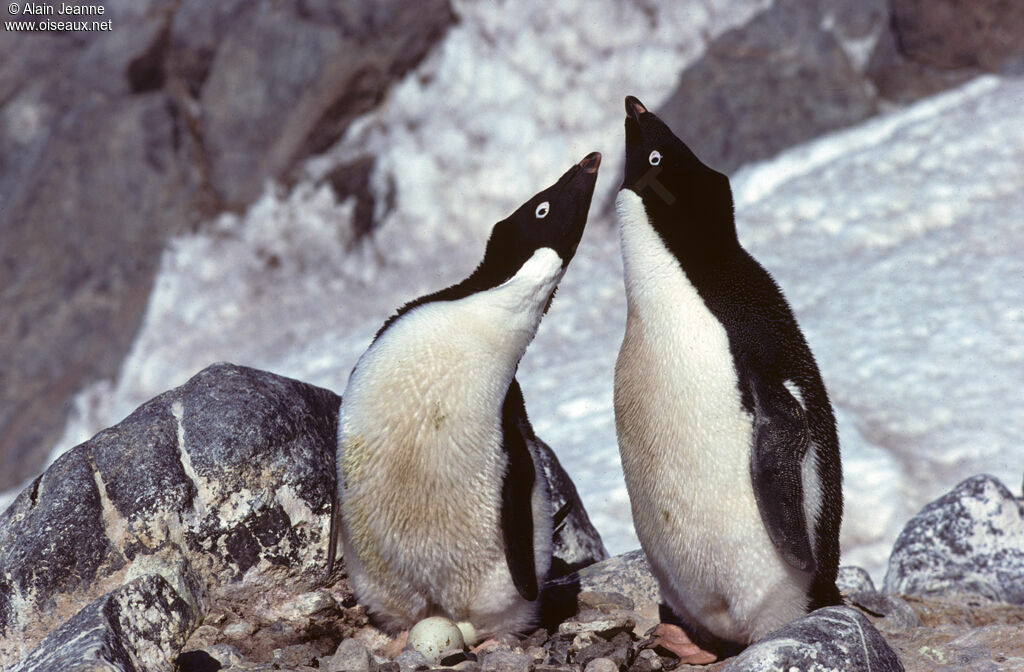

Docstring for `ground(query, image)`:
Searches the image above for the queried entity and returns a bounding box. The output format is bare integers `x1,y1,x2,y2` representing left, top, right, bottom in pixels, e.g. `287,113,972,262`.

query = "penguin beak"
625,96,648,122
579,151,602,175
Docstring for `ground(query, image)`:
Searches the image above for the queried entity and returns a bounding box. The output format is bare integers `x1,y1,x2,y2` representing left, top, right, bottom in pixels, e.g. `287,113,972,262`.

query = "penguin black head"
479,151,602,284
376,152,601,338
621,96,737,257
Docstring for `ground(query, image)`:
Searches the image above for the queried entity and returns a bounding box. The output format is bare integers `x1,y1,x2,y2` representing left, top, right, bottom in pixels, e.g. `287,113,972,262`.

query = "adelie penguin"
335,152,602,640
613,96,842,663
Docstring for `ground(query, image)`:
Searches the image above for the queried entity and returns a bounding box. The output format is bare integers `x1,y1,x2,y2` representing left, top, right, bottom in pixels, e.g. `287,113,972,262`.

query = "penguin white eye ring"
535,201,550,218
648,150,662,166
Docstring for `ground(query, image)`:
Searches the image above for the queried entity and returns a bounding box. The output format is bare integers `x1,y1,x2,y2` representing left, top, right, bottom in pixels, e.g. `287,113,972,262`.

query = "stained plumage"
613,96,842,660
335,152,601,639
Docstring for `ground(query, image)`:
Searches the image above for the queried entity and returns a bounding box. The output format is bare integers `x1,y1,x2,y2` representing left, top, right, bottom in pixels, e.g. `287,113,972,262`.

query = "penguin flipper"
500,379,540,601
746,370,816,574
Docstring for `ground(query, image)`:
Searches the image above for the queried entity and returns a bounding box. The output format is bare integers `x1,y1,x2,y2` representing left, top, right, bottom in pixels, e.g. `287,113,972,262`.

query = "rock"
836,565,877,595
323,638,377,672
0,0,457,493
531,434,609,576
657,0,884,174
626,649,661,672
719,606,904,672
848,593,922,634
394,648,431,672
557,610,635,639
577,593,634,614
869,594,1024,672
0,364,339,666
889,0,1024,73
544,550,659,635
883,474,1024,604
11,574,199,672
480,649,535,672
582,659,618,672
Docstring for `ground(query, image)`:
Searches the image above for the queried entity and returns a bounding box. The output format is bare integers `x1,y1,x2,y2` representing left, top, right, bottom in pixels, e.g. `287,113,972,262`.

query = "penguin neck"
343,247,564,459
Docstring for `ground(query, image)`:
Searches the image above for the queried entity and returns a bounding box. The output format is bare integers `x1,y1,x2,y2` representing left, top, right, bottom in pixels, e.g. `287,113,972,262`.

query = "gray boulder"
883,474,1024,604
720,606,904,672
0,0,456,492
656,0,885,174
11,574,199,672
0,363,339,666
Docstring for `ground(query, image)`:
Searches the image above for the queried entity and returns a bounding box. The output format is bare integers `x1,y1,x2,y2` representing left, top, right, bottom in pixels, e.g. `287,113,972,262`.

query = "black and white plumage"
612,96,842,656
336,153,601,638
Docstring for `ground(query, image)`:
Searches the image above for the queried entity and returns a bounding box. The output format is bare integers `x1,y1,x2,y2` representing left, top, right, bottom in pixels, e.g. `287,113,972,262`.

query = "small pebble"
222,619,257,639
584,657,619,672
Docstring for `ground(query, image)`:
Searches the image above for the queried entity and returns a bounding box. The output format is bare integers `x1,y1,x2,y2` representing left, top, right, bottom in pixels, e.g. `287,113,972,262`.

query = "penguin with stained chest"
612,97,842,663
336,152,602,640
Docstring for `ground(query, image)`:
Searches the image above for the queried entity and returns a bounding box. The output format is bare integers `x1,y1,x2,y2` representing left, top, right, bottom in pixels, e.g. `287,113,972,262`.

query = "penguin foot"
641,623,717,665
382,630,409,659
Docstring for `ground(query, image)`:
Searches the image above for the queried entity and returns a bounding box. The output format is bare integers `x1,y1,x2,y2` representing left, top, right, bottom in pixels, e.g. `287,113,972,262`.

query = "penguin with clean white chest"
336,152,602,640
613,97,842,663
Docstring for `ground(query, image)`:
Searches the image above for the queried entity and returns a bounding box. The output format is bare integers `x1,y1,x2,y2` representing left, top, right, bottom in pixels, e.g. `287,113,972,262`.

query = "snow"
4,2,1023,587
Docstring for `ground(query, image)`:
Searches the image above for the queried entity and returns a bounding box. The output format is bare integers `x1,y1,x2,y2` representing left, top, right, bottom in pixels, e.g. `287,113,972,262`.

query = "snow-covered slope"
5,2,1022,585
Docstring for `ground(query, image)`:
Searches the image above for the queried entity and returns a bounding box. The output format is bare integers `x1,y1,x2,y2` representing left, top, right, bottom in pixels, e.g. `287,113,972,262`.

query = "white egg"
408,616,466,663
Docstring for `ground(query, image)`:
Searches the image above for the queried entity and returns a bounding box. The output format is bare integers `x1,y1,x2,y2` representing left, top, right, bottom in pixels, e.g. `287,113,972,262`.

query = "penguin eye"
535,201,550,219
648,150,662,166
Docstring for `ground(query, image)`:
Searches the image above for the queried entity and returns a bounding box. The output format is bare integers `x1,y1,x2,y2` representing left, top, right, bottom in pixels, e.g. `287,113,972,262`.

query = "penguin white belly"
614,191,809,643
339,251,562,636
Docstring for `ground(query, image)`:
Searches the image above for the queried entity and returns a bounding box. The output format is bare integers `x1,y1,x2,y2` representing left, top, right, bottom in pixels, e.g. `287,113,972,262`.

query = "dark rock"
394,649,431,672
719,606,904,672
480,649,534,672
883,474,1024,604
575,632,631,669
0,0,456,492
625,649,661,672
325,638,378,672
836,565,877,595
889,0,1024,73
848,593,922,633
532,435,609,577
11,573,199,672
656,0,884,174
0,364,339,666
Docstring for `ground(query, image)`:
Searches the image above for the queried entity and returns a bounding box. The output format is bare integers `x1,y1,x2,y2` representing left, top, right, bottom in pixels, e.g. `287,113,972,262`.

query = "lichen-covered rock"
0,363,340,666
544,550,659,635
532,436,609,576
883,474,1024,604
719,606,904,672
11,574,199,672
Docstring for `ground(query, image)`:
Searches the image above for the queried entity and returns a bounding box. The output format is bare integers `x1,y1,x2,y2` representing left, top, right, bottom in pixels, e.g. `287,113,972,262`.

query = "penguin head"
620,96,737,257
479,151,602,284
374,153,600,339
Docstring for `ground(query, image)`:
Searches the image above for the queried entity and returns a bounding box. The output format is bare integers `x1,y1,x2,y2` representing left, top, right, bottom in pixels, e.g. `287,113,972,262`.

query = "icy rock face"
0,0,456,494
10,574,198,672
883,474,1024,603
720,606,904,671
